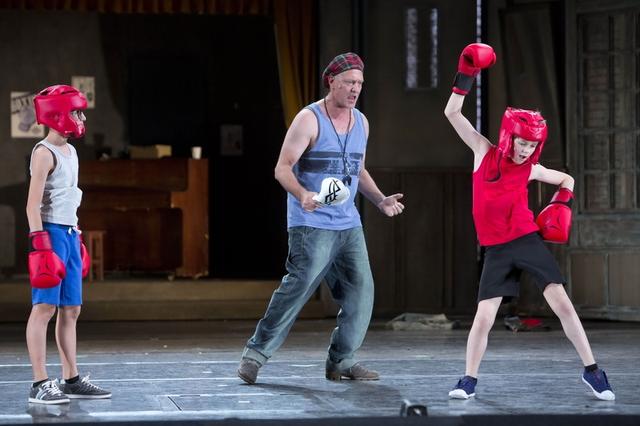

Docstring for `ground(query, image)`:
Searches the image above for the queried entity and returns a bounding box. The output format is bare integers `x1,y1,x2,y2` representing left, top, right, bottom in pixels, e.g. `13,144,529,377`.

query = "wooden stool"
83,230,106,282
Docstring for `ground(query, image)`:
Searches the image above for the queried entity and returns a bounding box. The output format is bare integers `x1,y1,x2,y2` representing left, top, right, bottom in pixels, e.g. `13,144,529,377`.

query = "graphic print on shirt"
297,150,363,178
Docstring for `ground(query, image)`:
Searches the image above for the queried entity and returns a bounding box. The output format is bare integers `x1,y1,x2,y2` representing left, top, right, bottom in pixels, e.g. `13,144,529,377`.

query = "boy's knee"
475,315,495,331
544,284,574,316
31,304,57,321
473,307,497,330
59,306,81,321
553,299,574,319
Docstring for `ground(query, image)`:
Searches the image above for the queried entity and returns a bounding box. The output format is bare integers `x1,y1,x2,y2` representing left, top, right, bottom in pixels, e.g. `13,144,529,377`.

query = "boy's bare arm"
26,147,53,232
444,93,492,157
530,164,575,191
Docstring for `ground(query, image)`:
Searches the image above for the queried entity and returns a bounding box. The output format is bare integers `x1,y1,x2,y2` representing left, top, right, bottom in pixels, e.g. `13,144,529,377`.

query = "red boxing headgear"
34,85,87,138
498,108,548,163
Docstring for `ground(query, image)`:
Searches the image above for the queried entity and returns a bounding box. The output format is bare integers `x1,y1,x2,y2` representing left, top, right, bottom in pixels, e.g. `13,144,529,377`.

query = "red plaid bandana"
322,52,364,88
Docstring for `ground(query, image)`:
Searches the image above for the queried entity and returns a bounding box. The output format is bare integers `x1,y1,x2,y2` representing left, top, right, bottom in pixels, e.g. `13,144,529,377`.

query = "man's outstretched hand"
377,194,405,217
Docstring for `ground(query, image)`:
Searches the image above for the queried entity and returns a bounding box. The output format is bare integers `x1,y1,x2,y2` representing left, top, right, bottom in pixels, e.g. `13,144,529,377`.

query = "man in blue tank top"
238,53,405,384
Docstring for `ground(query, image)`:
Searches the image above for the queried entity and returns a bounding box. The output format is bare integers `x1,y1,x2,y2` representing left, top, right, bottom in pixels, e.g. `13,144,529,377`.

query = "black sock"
585,363,598,372
33,378,48,388
65,375,80,384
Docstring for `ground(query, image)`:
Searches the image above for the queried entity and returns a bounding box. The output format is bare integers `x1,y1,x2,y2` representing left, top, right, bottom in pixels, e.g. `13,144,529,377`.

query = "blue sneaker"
449,375,477,399
582,368,615,401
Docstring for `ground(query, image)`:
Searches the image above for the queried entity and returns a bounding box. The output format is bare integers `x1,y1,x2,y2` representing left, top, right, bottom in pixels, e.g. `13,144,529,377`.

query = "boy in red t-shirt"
444,43,614,401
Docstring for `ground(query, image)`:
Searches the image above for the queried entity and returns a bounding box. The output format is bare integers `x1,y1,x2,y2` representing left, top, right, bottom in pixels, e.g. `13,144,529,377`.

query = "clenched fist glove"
536,188,574,244
452,43,496,95
28,231,66,288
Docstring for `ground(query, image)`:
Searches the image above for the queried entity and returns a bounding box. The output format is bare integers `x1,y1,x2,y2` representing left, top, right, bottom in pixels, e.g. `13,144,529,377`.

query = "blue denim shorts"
31,223,83,306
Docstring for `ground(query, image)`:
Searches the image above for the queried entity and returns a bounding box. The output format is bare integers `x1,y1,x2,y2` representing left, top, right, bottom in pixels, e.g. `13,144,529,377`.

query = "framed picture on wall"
71,76,95,108
10,92,45,139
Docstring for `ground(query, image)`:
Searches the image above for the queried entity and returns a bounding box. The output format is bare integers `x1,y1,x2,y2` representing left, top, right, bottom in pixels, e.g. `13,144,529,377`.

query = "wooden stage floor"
0,318,638,425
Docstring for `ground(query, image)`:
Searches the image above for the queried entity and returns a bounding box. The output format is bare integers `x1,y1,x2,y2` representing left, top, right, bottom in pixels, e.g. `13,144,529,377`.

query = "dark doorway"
128,53,207,156
106,13,288,279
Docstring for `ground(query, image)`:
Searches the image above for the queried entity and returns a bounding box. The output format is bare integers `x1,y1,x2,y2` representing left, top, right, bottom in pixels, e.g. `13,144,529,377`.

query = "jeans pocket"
297,226,320,251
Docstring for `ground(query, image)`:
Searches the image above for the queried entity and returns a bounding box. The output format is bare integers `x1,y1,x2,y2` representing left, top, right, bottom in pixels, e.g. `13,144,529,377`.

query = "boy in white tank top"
25,85,110,404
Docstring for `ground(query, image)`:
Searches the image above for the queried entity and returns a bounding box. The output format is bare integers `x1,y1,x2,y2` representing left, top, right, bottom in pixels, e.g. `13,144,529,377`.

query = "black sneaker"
59,375,111,399
28,379,70,405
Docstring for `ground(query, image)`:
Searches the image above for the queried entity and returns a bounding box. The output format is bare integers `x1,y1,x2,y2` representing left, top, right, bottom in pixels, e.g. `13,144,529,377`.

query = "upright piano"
78,158,208,278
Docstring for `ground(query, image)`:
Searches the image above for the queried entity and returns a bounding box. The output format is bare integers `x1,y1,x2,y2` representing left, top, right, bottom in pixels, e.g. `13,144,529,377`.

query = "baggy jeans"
242,226,374,370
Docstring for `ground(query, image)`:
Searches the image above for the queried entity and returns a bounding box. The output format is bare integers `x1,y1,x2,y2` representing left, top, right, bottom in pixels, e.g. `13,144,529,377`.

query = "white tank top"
30,140,83,226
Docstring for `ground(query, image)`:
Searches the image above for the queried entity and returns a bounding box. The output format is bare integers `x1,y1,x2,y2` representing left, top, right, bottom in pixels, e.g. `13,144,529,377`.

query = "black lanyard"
323,98,352,186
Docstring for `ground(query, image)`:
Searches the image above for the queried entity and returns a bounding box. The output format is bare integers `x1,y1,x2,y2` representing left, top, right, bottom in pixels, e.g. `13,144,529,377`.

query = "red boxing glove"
80,235,91,279
28,231,66,288
452,43,496,95
536,188,574,244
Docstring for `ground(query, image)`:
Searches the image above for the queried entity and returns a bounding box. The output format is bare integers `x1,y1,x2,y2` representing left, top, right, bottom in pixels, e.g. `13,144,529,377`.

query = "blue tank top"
287,102,367,230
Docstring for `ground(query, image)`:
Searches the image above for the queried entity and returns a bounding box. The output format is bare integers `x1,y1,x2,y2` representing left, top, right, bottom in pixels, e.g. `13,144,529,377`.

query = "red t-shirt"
472,146,539,246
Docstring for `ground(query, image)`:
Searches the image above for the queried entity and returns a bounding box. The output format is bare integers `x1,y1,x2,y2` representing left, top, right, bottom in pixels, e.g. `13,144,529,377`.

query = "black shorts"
478,232,565,302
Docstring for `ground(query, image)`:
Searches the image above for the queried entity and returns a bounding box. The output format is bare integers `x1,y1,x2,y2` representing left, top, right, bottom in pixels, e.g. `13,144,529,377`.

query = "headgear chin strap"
498,107,548,163
34,85,88,138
